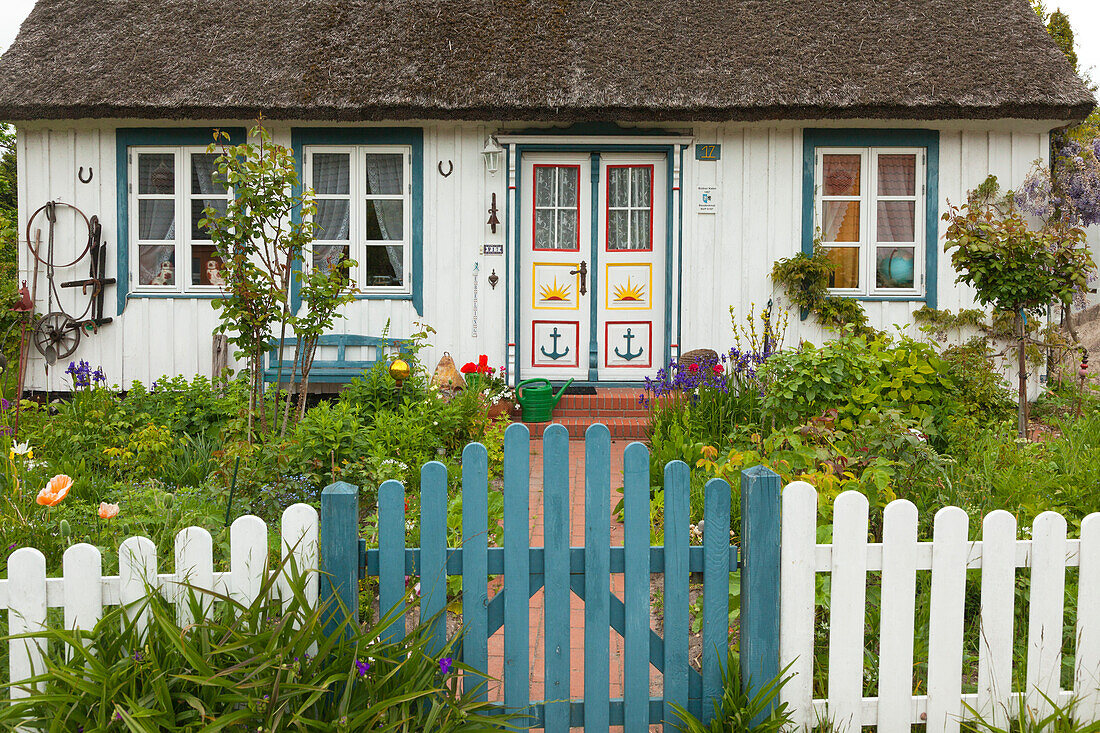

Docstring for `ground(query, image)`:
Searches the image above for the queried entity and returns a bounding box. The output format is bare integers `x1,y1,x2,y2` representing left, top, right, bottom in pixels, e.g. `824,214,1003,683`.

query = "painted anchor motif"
614,328,643,361
540,327,571,361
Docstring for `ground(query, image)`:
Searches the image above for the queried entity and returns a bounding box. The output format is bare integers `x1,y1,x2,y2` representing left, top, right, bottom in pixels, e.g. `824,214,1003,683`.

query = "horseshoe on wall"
78,166,93,184
438,160,453,177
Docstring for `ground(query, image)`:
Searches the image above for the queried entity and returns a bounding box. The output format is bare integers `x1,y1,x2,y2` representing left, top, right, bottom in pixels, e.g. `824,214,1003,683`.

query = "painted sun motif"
539,277,572,302
613,277,646,302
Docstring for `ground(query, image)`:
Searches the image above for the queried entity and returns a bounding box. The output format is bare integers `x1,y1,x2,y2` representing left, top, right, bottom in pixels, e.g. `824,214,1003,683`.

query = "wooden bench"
263,334,409,387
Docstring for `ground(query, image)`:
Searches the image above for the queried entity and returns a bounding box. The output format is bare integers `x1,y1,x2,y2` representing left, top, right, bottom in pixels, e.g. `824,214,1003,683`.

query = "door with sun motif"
520,154,591,381
596,153,666,380
519,152,665,382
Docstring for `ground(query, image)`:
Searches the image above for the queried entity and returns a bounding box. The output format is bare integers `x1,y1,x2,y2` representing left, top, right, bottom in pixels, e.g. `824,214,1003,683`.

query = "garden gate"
319,423,783,731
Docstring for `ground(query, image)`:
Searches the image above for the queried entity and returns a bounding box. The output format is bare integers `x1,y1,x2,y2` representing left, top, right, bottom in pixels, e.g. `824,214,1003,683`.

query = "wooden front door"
519,152,666,382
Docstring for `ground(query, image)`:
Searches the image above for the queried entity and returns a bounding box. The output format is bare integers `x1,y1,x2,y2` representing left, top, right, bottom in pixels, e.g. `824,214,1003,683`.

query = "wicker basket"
678,348,719,369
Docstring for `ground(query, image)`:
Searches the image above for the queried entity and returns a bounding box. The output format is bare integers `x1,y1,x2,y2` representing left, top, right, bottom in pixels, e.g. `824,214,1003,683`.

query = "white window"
304,145,412,293
815,147,925,296
129,147,230,293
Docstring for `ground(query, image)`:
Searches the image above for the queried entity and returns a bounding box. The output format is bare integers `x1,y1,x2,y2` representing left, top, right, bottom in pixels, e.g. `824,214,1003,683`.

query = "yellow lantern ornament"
389,357,411,389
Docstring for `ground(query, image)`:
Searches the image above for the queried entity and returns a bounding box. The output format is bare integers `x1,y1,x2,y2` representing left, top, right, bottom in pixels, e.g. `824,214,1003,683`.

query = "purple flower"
439,657,454,675
355,658,370,677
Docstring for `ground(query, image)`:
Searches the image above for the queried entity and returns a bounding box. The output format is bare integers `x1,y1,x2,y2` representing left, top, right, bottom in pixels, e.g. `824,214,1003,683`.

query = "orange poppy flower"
97,502,119,519
36,474,73,507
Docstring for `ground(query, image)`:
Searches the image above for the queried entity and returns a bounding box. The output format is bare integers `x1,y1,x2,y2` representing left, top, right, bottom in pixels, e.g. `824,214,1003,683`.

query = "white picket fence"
781,484,1100,732
1,504,318,699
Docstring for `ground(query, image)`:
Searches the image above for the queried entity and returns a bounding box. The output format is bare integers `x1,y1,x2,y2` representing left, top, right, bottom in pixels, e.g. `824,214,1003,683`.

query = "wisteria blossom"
1016,135,1100,228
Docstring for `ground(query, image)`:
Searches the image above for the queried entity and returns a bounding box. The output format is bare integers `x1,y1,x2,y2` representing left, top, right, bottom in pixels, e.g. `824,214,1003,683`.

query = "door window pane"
609,167,630,207
315,200,351,240
608,210,629,250
822,155,861,196
877,201,915,242
139,245,176,286
630,210,650,248
313,154,350,195
557,209,577,248
631,168,651,206
607,166,652,250
557,168,578,207
365,200,404,241
138,200,175,240
365,154,403,195
876,246,915,288
822,201,860,242
534,166,579,250
823,247,860,289
138,154,175,194
535,167,555,207
877,154,916,196
535,210,555,249
364,245,404,286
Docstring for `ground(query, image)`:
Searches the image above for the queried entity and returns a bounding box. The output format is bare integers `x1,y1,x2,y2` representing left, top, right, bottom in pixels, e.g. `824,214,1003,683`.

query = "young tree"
944,177,1095,437
203,123,314,437
280,260,357,434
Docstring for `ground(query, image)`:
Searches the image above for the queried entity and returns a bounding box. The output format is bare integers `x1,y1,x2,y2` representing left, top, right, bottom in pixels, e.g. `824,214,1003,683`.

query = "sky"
0,0,1098,83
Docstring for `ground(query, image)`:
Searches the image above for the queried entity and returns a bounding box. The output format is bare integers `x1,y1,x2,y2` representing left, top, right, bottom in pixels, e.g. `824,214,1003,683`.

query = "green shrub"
0,572,514,731
761,333,955,438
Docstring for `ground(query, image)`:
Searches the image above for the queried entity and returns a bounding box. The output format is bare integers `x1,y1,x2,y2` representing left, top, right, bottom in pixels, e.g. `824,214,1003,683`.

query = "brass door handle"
570,260,588,296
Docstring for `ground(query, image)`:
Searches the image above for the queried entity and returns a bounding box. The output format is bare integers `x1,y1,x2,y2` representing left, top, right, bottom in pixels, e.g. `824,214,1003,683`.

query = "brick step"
517,417,650,440
553,409,650,420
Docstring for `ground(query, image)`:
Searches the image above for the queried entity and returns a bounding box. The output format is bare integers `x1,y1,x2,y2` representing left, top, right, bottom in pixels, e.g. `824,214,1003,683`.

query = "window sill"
852,295,926,302
128,292,222,299
355,293,413,301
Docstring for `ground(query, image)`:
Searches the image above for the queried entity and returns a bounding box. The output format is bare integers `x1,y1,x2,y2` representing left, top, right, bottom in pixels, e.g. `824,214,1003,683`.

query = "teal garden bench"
263,334,409,387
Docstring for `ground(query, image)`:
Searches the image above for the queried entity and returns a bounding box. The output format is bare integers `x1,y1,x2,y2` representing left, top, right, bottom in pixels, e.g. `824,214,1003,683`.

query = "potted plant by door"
460,355,494,393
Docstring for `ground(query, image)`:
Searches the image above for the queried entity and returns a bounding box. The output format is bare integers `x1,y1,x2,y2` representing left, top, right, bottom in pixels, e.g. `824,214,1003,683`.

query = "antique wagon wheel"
32,312,81,364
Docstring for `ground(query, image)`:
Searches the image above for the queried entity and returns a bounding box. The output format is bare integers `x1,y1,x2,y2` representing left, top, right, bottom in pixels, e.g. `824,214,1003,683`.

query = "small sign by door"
482,243,504,255
697,186,718,214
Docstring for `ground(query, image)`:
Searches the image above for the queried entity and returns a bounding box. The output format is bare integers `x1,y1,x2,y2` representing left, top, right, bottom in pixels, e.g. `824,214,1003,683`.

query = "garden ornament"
431,351,466,391
389,357,411,389
515,377,573,423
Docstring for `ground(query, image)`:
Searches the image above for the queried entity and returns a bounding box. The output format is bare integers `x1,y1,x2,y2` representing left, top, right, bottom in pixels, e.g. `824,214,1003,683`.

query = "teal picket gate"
319,423,781,731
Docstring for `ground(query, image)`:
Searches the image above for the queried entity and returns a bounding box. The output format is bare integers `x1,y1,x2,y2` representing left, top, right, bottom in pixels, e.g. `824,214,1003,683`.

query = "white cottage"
0,0,1093,392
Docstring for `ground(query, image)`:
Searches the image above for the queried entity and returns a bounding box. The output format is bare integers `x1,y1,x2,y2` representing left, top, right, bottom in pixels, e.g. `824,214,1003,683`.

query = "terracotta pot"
488,399,514,419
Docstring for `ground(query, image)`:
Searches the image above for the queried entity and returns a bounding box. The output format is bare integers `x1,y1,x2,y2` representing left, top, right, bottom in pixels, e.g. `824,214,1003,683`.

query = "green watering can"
515,378,574,422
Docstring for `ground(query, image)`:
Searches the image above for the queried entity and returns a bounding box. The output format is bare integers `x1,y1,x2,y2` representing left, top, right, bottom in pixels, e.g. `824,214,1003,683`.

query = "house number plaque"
482,243,504,256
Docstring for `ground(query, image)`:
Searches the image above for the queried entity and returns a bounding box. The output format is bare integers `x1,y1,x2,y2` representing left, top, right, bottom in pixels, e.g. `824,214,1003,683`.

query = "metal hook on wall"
437,160,453,177
78,167,93,184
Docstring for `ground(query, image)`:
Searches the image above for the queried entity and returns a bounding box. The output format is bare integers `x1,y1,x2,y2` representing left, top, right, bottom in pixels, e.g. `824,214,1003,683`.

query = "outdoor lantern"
389,357,411,389
481,135,503,176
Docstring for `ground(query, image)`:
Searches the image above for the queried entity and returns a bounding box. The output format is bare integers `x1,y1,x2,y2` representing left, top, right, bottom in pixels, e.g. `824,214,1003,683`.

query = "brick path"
484,437,656,720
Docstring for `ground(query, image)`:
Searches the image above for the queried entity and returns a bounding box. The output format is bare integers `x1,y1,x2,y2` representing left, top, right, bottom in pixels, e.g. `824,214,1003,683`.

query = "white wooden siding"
15,120,1055,388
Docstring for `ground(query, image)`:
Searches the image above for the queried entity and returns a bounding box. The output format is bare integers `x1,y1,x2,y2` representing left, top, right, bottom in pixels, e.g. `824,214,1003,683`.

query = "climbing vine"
770,243,873,335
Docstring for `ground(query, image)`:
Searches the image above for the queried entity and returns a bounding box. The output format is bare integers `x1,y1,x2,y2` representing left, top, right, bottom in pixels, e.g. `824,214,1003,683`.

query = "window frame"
303,143,414,296
605,164,654,252
814,145,926,299
531,163,582,252
128,145,232,295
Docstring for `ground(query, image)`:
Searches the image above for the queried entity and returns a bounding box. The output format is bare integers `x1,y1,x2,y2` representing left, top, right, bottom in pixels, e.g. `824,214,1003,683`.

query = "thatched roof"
0,0,1093,122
